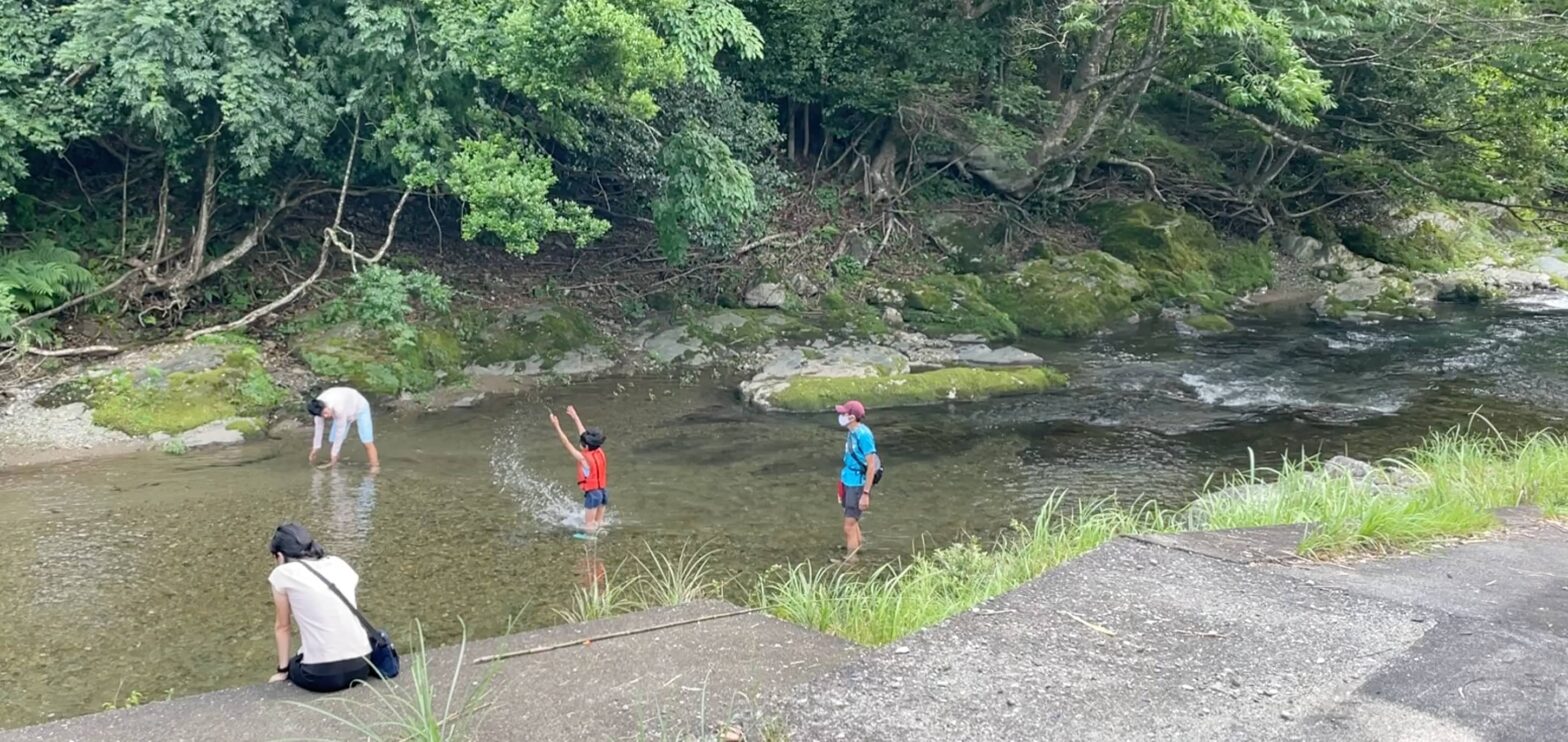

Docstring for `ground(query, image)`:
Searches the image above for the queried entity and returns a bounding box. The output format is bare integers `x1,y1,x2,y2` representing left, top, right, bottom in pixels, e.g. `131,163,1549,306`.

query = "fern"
0,242,97,345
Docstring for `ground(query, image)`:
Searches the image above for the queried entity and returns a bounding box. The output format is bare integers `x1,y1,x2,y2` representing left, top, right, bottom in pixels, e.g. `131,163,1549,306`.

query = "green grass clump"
82,345,286,436
556,542,721,623
291,621,498,741
755,497,1175,645
901,274,1019,341
1196,426,1568,556
751,424,1568,645
985,253,1148,337
767,366,1067,412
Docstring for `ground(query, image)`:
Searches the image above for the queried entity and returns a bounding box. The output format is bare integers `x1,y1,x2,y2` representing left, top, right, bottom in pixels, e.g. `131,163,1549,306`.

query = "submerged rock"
751,366,1067,412
739,332,1053,411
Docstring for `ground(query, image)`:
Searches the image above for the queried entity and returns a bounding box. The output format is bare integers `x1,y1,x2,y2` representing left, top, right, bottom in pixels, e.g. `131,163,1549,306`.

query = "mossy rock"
1080,201,1220,302
61,344,288,436
985,252,1148,337
1209,240,1276,296
225,417,266,438
1184,314,1235,334
766,366,1068,412
465,305,611,369
683,308,825,350
1319,275,1434,321
924,210,1011,275
820,291,891,338
297,322,463,394
1340,206,1500,273
901,274,1019,342
1437,276,1507,303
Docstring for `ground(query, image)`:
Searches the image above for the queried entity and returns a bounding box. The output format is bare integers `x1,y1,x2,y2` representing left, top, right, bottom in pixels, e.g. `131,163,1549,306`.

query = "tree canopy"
1,0,1565,349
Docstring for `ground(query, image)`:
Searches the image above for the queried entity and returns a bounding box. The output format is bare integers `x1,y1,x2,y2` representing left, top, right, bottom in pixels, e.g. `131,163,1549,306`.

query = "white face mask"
837,413,853,428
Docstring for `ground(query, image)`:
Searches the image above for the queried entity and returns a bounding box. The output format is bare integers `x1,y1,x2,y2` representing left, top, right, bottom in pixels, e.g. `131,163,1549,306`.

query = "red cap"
835,400,866,420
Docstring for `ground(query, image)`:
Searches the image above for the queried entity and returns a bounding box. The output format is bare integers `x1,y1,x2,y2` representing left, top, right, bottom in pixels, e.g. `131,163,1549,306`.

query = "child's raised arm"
566,405,587,435
550,413,586,463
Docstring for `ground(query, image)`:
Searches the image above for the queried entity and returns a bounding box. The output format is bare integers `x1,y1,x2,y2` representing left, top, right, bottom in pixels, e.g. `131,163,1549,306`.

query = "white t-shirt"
268,556,372,664
312,387,371,458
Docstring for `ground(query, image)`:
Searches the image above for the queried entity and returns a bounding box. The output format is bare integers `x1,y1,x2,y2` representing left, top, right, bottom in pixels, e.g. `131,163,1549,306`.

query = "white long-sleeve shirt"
311,387,370,459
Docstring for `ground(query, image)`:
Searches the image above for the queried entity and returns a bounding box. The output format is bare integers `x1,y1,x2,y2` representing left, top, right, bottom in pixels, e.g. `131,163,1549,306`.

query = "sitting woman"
267,523,372,692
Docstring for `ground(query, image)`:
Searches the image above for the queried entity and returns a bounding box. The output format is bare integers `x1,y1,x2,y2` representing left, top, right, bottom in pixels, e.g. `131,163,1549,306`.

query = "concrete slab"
784,537,1432,742
1272,521,1568,635
3,601,858,742
1128,524,1312,564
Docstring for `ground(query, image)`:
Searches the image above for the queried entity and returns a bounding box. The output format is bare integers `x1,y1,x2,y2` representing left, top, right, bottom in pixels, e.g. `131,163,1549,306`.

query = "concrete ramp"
784,536,1433,741
3,600,857,742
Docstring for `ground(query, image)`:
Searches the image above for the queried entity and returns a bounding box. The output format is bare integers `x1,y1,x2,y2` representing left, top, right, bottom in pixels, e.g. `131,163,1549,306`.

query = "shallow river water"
3,298,1567,727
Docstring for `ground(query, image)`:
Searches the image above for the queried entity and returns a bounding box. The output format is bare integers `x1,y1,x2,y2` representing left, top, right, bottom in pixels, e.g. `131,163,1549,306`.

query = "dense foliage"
1,0,1565,350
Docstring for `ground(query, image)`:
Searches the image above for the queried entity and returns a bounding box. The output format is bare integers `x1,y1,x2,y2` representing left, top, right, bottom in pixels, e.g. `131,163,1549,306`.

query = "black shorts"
837,482,869,520
288,654,371,693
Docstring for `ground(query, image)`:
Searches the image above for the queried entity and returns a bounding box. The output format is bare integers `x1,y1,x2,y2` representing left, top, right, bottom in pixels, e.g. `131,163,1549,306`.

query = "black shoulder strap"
296,560,376,634
847,430,875,472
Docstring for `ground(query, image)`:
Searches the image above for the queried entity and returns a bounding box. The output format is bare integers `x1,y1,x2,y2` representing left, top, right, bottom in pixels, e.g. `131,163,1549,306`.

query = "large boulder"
40,338,288,437
1311,274,1433,322
635,309,824,370
744,283,790,309
900,274,1019,342
465,305,615,378
985,252,1148,337
296,320,464,394
1079,201,1272,306
922,210,1013,275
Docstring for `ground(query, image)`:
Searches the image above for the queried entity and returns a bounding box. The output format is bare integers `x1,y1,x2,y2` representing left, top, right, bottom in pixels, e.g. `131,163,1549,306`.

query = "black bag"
298,561,400,679
848,434,884,485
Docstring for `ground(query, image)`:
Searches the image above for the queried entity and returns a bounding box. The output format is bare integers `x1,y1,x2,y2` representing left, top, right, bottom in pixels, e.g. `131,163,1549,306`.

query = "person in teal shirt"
834,400,879,561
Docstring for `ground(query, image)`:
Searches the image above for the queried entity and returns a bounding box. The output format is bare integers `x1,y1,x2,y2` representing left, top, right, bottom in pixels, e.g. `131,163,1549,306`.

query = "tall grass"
757,497,1176,645
287,621,498,742
633,541,721,607
1200,426,1568,556
555,541,721,623
754,425,1568,645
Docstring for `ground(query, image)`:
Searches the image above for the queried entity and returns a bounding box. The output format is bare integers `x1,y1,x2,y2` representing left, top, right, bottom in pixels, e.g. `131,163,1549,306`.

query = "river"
3,298,1566,728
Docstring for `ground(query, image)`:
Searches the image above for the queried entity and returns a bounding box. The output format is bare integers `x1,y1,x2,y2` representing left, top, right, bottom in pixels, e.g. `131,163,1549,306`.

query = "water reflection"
308,468,378,558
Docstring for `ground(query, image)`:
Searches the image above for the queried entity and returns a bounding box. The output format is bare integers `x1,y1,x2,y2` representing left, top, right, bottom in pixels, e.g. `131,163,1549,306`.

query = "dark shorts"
837,482,868,520
288,654,371,693
583,488,608,509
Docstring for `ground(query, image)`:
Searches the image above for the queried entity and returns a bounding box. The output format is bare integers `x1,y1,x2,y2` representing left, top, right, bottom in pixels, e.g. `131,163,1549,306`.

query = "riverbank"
6,514,1562,741
6,196,1562,473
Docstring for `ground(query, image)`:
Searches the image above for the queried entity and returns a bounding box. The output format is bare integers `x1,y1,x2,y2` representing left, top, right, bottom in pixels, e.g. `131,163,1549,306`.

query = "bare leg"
364,443,381,472
843,517,862,559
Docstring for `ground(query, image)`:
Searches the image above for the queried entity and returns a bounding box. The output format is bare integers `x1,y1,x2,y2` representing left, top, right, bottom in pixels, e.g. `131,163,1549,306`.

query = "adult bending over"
267,523,372,692
308,386,380,472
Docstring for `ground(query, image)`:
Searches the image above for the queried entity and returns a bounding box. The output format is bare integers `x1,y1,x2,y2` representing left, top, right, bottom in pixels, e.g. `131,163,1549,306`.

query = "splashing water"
490,419,612,531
